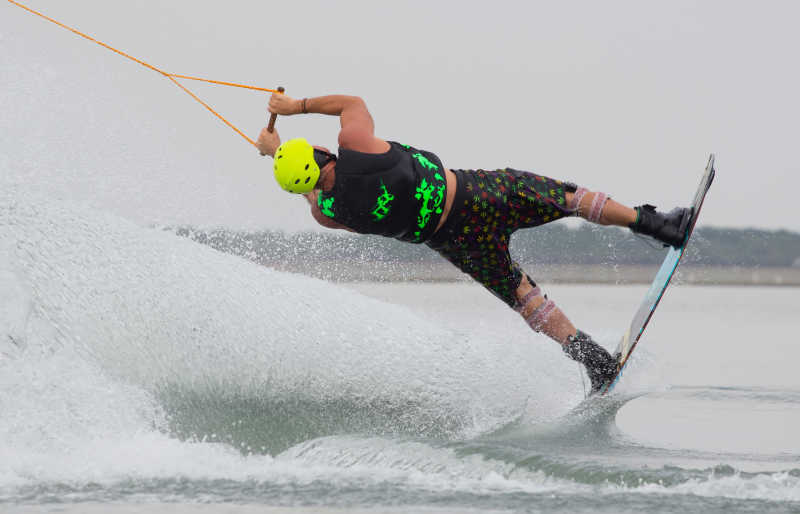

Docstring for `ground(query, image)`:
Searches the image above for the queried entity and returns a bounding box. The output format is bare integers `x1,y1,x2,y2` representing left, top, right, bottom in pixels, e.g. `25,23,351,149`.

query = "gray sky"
2,0,798,232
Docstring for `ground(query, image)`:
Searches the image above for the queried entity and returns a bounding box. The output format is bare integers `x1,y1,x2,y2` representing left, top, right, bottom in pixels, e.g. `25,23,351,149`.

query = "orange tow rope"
7,0,280,148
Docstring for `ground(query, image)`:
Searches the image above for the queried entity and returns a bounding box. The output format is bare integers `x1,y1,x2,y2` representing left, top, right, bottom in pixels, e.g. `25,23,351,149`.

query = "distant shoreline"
270,262,800,287
175,227,800,287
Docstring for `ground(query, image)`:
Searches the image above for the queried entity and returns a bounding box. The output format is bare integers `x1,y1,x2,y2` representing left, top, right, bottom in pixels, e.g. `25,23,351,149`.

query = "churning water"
2,182,800,513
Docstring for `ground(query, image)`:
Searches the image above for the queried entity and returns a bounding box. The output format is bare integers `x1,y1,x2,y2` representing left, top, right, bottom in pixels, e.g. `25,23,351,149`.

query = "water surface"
2,189,798,513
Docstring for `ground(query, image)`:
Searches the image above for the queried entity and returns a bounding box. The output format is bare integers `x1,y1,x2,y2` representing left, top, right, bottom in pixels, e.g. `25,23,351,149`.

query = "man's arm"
267,94,388,154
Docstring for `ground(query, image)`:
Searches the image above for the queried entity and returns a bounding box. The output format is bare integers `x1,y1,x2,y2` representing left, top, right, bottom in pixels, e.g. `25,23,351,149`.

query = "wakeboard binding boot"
563,330,620,394
630,205,693,248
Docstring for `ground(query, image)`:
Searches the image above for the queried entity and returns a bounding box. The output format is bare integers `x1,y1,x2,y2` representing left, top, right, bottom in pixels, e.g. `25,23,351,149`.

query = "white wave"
631,470,800,502
0,183,570,488
280,434,800,502
280,435,578,495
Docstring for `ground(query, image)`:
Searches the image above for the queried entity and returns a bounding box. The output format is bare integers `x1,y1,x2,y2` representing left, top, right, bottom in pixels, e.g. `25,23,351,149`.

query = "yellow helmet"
273,138,320,194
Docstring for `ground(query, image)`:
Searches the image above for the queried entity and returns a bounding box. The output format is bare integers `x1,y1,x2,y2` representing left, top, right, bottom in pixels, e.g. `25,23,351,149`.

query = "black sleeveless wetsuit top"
316,142,446,243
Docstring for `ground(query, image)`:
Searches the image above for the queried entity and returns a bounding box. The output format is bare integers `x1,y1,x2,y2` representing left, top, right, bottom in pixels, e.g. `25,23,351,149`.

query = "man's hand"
256,126,281,157
268,92,302,116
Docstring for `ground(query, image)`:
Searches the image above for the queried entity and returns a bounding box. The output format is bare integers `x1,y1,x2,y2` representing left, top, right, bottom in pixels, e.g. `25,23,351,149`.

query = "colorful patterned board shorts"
426,168,577,308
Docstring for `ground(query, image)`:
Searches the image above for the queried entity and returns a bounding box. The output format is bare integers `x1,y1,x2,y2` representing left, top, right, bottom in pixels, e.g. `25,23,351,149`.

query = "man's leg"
565,188,691,247
428,168,621,392
514,274,575,344
565,189,636,227
514,273,618,393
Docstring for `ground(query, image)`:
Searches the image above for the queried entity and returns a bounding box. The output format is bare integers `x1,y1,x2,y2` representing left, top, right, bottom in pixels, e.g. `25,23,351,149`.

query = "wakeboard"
600,154,716,395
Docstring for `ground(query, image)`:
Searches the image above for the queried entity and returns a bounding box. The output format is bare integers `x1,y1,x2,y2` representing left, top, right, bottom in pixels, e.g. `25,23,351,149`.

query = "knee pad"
568,187,609,223
588,192,609,222
514,286,557,332
567,187,589,212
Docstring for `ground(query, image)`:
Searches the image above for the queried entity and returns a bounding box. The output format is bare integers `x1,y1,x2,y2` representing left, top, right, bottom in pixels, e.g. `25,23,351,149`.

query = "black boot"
563,330,619,394
630,204,693,248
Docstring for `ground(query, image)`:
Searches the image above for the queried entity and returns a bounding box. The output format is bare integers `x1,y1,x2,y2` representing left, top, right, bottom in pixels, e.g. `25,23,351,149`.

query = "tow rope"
7,0,283,147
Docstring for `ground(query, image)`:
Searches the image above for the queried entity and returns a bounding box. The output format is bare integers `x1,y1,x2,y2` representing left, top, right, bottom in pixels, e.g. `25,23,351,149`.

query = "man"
256,93,690,393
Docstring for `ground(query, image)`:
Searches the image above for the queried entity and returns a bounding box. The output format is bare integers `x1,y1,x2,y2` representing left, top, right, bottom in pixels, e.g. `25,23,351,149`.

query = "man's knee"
567,188,609,223
514,276,556,332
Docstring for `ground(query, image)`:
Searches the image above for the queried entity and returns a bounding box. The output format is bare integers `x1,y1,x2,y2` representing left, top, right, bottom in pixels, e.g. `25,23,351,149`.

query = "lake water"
2,188,799,513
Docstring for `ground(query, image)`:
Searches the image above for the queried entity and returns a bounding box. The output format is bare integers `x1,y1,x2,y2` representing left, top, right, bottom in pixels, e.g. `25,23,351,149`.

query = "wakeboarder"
256,93,690,393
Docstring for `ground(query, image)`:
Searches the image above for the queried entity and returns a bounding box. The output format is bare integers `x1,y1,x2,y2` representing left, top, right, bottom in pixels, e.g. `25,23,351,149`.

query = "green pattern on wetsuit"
371,181,394,221
399,142,446,242
412,153,439,171
413,173,445,240
318,194,335,218
400,144,439,171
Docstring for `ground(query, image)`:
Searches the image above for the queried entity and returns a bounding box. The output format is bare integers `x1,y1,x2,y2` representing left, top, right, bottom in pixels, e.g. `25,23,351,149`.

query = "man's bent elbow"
345,95,366,107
